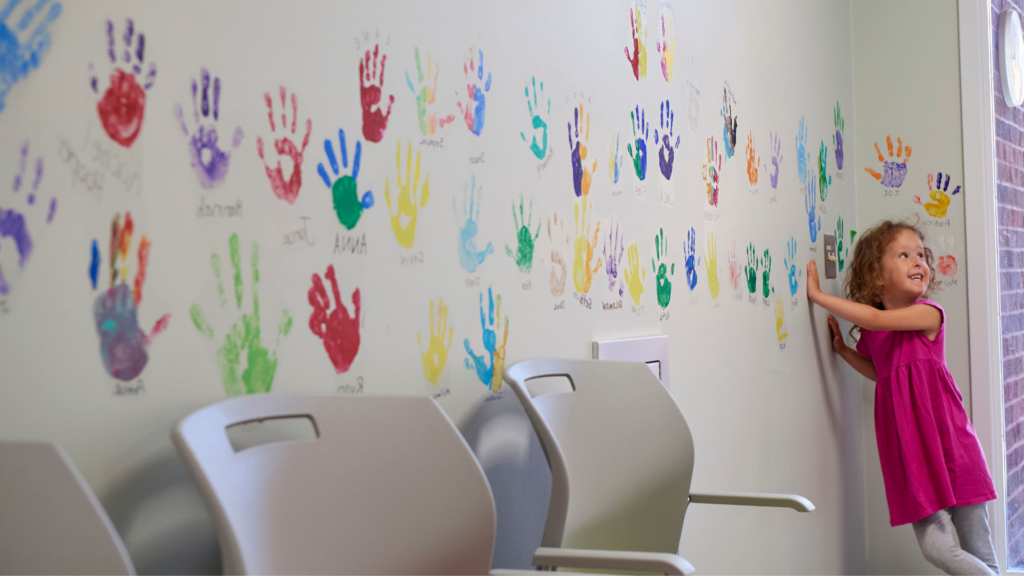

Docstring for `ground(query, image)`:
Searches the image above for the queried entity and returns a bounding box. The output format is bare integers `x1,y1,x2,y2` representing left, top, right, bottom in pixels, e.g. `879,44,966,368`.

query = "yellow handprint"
704,232,720,300
913,171,960,218
774,297,788,342
657,11,676,83
624,240,646,305
573,198,602,293
384,141,430,248
417,298,453,386
490,295,510,393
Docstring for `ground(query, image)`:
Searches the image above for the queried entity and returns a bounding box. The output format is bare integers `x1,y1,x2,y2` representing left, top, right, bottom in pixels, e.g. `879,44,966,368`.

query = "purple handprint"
0,141,55,295
762,130,782,189
603,218,625,297
174,68,244,189
833,102,844,170
655,99,680,180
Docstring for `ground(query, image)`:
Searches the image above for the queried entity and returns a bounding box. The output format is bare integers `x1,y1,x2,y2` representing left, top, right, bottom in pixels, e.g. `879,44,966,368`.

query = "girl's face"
879,229,930,302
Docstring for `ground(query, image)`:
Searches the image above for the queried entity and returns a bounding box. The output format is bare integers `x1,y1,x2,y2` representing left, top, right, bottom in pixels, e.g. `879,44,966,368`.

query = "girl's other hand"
828,314,847,353
806,259,821,301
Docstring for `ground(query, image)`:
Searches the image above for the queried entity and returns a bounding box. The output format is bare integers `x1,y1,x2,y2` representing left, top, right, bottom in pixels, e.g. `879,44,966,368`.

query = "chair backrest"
503,358,695,555
172,394,496,575
0,441,135,575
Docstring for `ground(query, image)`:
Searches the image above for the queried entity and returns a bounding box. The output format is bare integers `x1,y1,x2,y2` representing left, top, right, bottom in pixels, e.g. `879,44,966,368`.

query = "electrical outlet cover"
824,233,837,278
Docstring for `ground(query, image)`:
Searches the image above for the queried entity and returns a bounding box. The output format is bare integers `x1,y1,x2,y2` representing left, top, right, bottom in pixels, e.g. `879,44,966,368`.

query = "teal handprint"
784,237,801,296
505,193,540,273
454,174,493,273
744,242,759,294
652,228,674,309
519,76,549,159
761,248,772,298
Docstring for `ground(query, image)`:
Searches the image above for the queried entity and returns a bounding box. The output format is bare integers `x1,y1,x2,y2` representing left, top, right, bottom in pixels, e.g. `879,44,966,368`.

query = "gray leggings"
913,503,999,575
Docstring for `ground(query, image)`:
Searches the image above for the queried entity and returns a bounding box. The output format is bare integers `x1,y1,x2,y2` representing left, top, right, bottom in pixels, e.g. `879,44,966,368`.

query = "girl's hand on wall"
827,314,847,354
806,259,821,302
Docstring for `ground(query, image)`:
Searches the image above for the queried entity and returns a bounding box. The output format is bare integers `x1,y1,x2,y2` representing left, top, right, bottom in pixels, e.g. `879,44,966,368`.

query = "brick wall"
995,0,1024,568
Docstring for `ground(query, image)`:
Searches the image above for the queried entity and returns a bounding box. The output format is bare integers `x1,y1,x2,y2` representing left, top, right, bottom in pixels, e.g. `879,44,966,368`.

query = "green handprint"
836,216,847,273
652,228,674,308
505,194,540,273
190,234,293,396
744,242,759,294
761,248,772,298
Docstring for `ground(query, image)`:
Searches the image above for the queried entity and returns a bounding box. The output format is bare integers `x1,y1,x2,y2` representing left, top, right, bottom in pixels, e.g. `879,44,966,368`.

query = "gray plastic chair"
172,394,498,575
503,358,814,575
0,441,135,575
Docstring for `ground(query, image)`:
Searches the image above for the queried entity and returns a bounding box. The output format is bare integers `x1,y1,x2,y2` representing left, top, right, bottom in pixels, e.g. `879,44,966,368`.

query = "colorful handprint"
656,99,680,180
88,212,169,381
702,136,722,206
683,226,698,291
704,232,719,301
174,68,244,189
627,106,648,181
573,198,602,293
833,102,844,170
608,133,624,185
914,171,961,218
464,287,507,393
624,240,646,305
624,3,647,80
90,18,157,148
418,298,453,386
761,248,772,298
319,129,374,231
309,264,360,374
406,47,454,137
656,9,675,83
547,212,570,297
569,104,597,197
721,86,737,159
604,218,625,297
454,175,493,273
795,117,808,185
744,242,759,294
190,234,291,396
745,131,759,186
385,141,430,249
762,130,782,189
784,237,801,296
653,228,674,307
520,76,549,159
505,194,540,274
774,298,788,341
0,141,55,296
818,141,831,201
805,175,821,243
0,0,62,113
864,136,912,187
359,44,394,143
456,49,492,136
256,86,312,205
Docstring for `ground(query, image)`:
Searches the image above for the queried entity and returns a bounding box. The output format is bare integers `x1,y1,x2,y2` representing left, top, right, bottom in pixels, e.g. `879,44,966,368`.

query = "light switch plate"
824,233,837,279
593,335,670,389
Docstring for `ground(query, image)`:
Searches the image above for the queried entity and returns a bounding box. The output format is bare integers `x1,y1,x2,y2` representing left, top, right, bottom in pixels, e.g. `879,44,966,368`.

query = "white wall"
852,1,969,574
0,0,871,573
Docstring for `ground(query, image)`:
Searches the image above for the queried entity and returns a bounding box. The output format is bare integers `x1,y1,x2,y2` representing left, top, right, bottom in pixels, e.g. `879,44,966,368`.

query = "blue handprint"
784,237,802,296
627,105,648,181
456,49,491,136
520,76,549,159
0,0,61,114
656,99,681,180
608,133,624,185
464,286,506,392
796,116,808,185
318,128,374,231
454,174,493,273
684,226,698,291
805,174,821,243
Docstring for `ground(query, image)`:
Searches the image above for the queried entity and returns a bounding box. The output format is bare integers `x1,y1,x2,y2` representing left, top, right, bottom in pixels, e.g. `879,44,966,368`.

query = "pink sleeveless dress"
855,300,996,526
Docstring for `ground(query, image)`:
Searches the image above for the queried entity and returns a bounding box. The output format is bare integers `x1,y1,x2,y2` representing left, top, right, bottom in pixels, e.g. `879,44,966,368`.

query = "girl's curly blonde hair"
843,219,940,339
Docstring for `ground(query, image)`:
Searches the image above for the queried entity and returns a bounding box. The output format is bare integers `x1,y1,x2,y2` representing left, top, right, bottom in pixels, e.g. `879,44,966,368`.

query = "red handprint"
91,18,157,148
360,44,394,143
308,264,361,374
256,86,312,205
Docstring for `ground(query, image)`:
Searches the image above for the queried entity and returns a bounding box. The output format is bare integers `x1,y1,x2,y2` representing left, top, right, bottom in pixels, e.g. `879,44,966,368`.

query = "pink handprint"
360,44,394,143
256,86,312,205
308,264,361,374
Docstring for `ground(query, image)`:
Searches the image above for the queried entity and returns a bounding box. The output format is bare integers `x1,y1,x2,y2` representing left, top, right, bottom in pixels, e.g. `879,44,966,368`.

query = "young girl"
806,220,999,575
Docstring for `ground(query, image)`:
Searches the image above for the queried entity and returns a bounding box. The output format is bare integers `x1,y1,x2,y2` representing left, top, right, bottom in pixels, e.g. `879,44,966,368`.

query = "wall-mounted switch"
824,233,837,279
593,335,670,389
